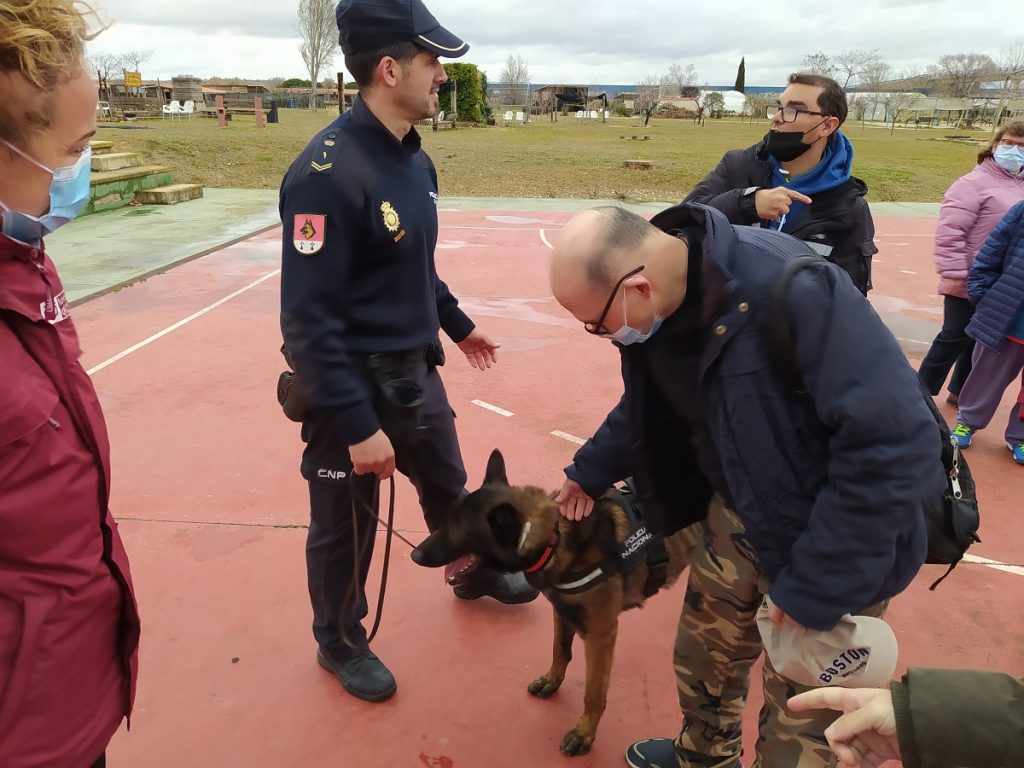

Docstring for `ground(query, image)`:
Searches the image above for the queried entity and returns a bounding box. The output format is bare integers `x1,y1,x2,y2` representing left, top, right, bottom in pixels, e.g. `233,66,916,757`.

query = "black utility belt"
277,339,445,424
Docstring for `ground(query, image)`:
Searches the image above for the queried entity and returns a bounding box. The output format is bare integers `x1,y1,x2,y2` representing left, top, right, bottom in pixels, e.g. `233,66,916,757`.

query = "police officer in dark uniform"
279,0,538,704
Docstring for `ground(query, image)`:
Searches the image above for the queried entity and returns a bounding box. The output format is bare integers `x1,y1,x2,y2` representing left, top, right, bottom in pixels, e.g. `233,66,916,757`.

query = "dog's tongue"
444,555,480,585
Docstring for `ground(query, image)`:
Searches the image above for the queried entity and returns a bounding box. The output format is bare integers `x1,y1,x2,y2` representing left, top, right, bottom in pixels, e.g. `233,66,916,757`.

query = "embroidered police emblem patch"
380,201,400,233
293,214,326,254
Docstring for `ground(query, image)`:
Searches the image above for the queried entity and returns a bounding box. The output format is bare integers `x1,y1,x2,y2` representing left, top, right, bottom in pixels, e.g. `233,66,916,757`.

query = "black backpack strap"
768,254,827,393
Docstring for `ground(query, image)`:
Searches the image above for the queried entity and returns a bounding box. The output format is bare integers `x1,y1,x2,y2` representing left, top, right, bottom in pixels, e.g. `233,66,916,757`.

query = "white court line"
963,554,1024,578
87,269,281,376
471,399,514,417
551,430,586,445
539,230,554,250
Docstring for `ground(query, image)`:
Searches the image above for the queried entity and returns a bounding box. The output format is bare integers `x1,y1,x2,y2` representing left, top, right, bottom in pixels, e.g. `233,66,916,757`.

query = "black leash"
340,475,418,651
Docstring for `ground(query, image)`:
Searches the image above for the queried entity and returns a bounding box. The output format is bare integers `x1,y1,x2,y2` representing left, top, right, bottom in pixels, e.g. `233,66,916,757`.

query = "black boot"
452,566,539,604
316,647,397,702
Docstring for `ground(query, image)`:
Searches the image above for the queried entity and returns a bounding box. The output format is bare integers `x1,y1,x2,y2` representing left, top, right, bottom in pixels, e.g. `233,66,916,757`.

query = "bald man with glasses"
685,72,877,296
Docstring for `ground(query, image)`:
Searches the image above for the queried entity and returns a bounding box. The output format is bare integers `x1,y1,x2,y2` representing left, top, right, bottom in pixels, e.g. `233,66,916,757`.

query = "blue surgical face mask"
993,144,1024,175
606,289,664,345
1,139,92,239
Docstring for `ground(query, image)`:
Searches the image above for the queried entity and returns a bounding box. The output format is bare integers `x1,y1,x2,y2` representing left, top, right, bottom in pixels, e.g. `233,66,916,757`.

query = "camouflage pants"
672,497,887,768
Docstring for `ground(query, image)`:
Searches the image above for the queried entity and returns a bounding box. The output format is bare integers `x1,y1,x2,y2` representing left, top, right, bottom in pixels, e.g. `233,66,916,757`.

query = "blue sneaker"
625,739,678,768
951,423,975,448
624,738,742,768
1009,442,1024,465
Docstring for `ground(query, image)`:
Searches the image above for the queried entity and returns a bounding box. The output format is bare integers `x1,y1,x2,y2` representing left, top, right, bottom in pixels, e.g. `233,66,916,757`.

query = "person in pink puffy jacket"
918,121,1024,404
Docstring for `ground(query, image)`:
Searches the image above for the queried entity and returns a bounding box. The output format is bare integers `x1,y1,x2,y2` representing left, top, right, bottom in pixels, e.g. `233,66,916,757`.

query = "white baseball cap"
756,597,899,688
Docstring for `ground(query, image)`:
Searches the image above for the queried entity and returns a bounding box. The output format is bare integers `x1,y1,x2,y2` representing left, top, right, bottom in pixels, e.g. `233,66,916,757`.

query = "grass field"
96,109,993,202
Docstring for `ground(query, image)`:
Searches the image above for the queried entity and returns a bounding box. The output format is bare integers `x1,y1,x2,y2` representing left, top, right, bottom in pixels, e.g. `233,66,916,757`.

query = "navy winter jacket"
565,204,944,630
966,200,1024,351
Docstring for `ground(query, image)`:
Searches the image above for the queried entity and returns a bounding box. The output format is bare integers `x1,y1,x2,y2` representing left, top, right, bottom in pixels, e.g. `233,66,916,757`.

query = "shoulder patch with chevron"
310,132,339,173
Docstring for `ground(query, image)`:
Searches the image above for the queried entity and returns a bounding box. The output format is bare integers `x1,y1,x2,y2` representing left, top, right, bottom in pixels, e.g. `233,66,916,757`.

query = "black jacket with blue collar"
565,203,943,630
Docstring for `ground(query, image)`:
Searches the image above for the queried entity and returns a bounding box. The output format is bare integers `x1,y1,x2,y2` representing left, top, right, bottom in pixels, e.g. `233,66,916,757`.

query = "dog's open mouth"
444,554,481,584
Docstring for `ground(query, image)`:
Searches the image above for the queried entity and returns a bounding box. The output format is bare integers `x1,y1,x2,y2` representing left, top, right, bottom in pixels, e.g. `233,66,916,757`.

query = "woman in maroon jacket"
1,3,140,767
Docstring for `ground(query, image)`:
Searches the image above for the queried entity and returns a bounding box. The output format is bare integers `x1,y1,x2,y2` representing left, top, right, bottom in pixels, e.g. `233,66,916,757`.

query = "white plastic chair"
503,110,514,125
437,111,445,122
576,110,584,118
515,111,525,123
590,110,598,119
161,103,174,119
182,100,195,119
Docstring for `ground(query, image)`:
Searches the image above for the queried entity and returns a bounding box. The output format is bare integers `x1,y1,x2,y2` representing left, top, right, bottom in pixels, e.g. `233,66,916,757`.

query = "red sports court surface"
67,209,1023,767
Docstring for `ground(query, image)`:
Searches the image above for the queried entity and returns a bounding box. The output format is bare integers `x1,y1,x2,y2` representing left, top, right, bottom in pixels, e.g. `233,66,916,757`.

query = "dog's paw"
559,728,594,756
527,674,563,698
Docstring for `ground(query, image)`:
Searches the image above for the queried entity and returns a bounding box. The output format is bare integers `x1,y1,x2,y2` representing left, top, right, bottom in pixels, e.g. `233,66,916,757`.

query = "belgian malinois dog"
411,449,699,756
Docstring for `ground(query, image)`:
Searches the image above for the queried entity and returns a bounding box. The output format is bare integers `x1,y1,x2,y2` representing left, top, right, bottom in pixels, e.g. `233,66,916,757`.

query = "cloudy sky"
86,0,1021,86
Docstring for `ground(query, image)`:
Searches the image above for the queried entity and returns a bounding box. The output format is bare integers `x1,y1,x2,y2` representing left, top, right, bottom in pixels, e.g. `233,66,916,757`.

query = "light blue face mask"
606,290,664,345
1,139,92,240
993,144,1024,175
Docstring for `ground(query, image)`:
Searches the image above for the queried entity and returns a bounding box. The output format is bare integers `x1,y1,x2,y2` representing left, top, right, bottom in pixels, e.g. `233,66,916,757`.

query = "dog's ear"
483,449,509,487
486,502,522,549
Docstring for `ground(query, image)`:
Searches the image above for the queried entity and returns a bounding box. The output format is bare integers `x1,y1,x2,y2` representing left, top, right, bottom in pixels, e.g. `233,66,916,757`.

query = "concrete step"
90,164,171,186
91,152,145,172
135,183,204,206
89,140,115,154
88,165,174,214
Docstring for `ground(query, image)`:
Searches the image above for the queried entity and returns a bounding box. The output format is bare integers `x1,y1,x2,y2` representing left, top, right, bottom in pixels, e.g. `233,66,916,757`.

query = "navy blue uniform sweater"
279,97,474,445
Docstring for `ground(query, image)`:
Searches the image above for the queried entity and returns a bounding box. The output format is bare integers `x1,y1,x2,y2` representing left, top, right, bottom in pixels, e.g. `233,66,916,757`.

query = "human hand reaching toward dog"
556,478,595,521
457,329,500,370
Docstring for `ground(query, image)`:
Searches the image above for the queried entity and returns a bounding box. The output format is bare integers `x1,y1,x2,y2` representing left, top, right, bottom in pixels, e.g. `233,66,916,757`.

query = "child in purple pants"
952,199,1024,465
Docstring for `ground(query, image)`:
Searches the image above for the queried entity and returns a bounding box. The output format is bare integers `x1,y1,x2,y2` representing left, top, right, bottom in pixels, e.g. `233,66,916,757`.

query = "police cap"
336,0,469,58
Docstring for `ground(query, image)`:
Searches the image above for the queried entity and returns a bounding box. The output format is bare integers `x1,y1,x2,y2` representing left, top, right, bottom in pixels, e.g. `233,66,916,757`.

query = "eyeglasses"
584,265,645,335
998,138,1024,148
767,105,830,123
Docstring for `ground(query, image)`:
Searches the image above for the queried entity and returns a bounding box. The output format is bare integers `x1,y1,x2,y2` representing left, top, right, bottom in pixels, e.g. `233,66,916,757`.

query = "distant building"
531,85,589,112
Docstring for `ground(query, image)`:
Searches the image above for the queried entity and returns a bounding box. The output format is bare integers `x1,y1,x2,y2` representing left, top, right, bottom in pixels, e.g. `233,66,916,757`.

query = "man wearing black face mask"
685,73,877,295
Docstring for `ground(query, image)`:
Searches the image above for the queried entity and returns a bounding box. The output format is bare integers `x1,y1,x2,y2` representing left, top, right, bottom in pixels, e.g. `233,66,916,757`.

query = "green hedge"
439,63,485,123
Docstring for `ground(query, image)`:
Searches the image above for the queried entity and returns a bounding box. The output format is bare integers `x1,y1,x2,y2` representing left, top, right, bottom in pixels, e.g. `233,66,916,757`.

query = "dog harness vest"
553,484,670,596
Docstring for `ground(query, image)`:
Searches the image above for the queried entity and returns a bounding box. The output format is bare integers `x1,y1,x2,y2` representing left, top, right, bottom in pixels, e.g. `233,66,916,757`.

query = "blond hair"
0,0,105,141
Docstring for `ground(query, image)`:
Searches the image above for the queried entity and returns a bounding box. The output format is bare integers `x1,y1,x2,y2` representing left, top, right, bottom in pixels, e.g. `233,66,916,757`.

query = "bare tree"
993,41,1024,130
634,74,660,126
801,52,836,78
120,49,152,73
834,49,882,89
692,85,715,126
860,58,893,124
884,91,917,134
499,54,530,108
87,52,123,101
661,64,706,123
848,94,871,128
704,91,726,118
743,92,776,124
929,53,997,128
662,63,698,94
297,0,337,110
